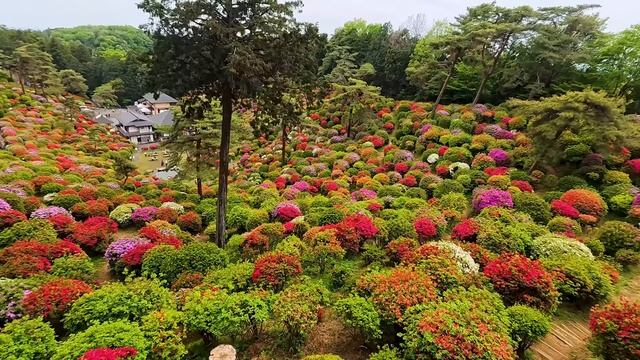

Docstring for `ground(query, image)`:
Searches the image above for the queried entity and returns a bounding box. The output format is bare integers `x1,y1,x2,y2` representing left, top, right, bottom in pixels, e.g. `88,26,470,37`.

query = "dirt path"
531,269,640,360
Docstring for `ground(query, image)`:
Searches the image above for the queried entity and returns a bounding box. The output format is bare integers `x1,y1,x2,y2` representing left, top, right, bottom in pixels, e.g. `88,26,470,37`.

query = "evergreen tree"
139,0,322,246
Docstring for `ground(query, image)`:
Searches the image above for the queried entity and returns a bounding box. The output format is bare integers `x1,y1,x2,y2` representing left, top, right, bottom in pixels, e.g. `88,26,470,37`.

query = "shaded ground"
532,266,640,360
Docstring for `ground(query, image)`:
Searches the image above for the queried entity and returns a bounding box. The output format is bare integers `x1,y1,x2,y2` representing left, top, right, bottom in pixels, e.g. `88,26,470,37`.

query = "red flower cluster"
22,279,92,319
0,209,27,229
176,211,202,233
400,175,417,187
357,267,437,321
550,199,580,219
395,162,409,174
589,298,640,359
80,347,138,360
627,159,640,174
252,252,302,290
121,243,157,267
0,240,82,277
484,167,509,176
560,189,607,218
483,253,558,311
386,237,418,263
511,180,533,192
451,219,480,242
414,218,438,242
73,216,118,251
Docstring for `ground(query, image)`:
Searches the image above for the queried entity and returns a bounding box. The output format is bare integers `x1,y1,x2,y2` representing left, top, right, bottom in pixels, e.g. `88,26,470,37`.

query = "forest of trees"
0,25,151,104
1,5,640,111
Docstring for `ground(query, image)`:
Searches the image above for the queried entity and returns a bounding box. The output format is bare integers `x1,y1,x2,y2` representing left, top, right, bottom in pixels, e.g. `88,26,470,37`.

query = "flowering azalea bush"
589,298,640,359
483,253,559,311
472,188,514,212
252,251,302,290
22,278,93,320
357,267,438,322
73,216,118,252
79,347,138,360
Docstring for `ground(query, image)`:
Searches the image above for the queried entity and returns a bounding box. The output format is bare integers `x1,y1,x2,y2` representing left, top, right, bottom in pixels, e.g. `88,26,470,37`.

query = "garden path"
531,269,640,360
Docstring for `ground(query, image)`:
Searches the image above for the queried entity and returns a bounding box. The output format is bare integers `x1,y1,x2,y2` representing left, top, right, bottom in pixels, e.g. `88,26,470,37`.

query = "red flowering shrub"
414,218,438,242
155,207,179,223
511,180,533,192
0,240,82,277
589,298,640,359
252,251,302,290
73,216,118,252
78,187,97,201
560,189,607,217
395,162,409,174
47,213,75,236
176,211,202,233
402,298,515,360
451,219,480,242
357,267,437,321
0,209,27,229
79,347,138,360
483,253,559,311
22,279,93,319
121,243,157,267
243,230,270,258
386,237,419,263
549,200,579,219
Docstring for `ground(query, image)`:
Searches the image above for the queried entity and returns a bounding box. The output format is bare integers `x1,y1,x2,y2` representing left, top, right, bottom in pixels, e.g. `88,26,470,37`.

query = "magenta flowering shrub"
0,198,12,212
472,188,514,212
130,206,158,224
272,202,302,222
30,206,73,220
488,148,510,166
104,238,150,264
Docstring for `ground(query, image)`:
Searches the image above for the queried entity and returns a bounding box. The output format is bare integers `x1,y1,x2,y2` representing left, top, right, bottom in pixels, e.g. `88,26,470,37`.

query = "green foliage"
509,90,631,166
53,321,149,360
505,305,551,356
63,278,175,332
50,255,97,283
142,242,228,284
0,317,57,360
513,192,552,224
334,295,382,342
595,221,639,256
0,219,57,247
542,256,613,304
184,290,269,340
202,261,254,292
140,310,187,360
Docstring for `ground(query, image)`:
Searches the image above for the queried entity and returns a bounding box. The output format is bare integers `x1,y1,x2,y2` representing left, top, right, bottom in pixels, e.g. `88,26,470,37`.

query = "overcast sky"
0,0,637,34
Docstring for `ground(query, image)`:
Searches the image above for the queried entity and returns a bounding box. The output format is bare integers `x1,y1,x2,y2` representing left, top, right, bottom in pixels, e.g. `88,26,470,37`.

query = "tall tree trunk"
430,50,459,119
472,74,489,105
281,119,286,166
347,107,353,138
195,139,203,199
215,82,232,247
18,74,25,94
472,35,510,105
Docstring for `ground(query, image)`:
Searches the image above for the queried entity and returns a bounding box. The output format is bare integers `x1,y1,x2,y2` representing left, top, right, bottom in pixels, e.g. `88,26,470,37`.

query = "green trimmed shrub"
542,256,613,304
505,305,551,357
334,295,382,342
63,278,175,332
53,321,149,360
595,221,639,256
0,317,57,360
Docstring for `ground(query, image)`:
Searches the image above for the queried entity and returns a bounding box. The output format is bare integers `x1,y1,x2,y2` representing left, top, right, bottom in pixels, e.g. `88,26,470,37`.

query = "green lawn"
133,148,169,173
